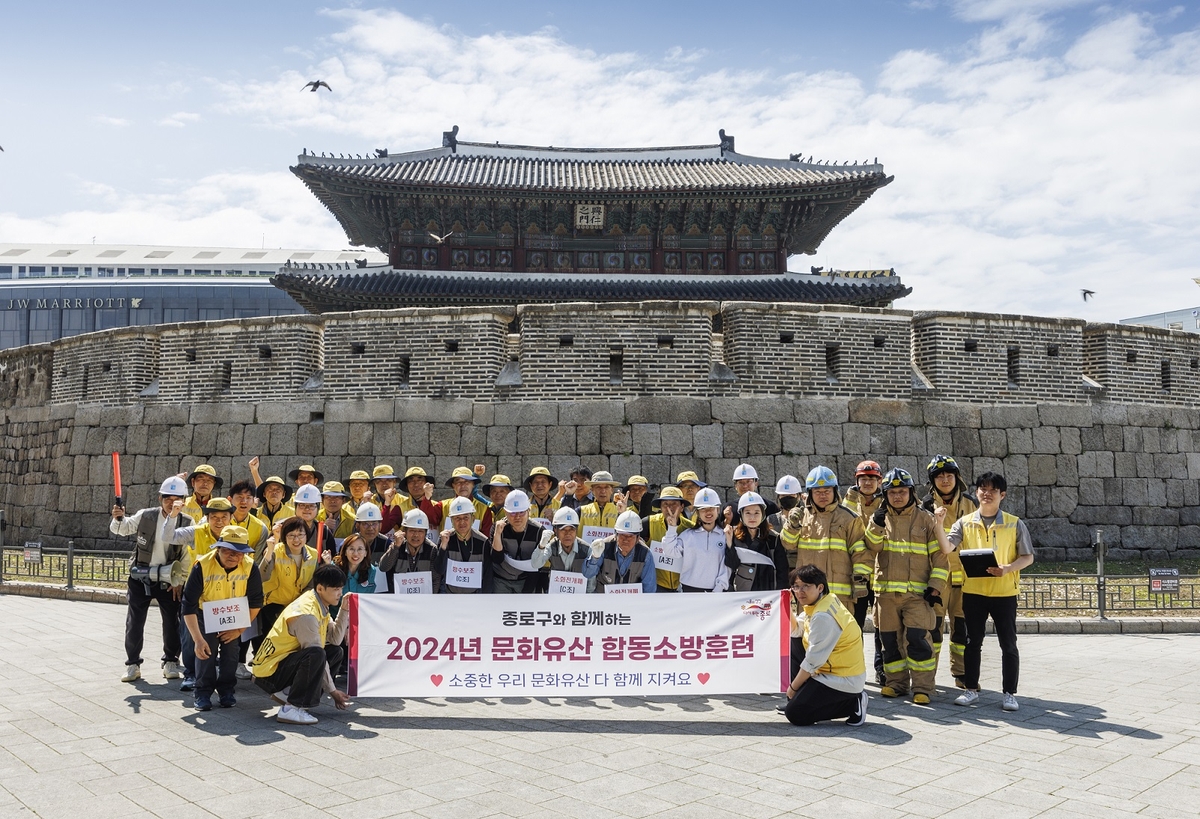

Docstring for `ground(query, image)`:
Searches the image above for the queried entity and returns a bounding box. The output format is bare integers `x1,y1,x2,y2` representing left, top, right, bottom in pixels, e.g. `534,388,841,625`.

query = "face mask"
779,496,799,510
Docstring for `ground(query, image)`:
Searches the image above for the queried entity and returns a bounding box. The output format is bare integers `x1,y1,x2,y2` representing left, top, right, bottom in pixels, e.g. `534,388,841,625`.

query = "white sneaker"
277,704,317,725
235,663,252,680
270,687,291,706
845,690,868,727
1002,693,1019,712
121,664,141,683
162,661,183,680
954,689,979,706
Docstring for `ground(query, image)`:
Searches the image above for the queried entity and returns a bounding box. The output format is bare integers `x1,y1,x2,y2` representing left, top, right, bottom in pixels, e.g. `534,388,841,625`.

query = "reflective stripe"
951,569,965,584
929,568,949,582
826,582,852,597
950,643,965,656
884,659,907,673
908,656,937,672
852,562,872,576
876,581,930,594
881,540,933,554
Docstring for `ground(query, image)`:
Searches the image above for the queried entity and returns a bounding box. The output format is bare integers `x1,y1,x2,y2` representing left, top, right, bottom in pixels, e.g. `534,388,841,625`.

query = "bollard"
1095,529,1106,620
66,539,75,591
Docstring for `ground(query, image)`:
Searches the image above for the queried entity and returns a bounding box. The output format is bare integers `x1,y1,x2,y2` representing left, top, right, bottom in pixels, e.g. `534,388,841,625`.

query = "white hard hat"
293,484,323,505
503,489,531,514
737,491,766,511
552,507,580,528
158,476,189,496
615,510,642,534
402,509,430,530
355,502,382,523
733,463,759,482
693,487,722,509
447,496,475,518
775,475,803,495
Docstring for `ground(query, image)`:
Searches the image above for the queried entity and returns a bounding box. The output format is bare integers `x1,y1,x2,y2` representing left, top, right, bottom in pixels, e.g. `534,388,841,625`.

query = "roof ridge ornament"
443,125,459,154
718,129,735,155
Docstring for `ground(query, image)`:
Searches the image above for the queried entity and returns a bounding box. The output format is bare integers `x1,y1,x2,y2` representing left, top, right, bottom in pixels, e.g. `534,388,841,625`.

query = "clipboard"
959,548,999,578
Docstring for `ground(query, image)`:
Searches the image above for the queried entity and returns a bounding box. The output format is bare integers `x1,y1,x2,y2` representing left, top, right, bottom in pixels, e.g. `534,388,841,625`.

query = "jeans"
124,579,180,667
962,593,1020,694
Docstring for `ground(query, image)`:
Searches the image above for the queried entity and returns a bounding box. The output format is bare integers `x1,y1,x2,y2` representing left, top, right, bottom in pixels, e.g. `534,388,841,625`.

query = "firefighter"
779,466,866,612
842,459,885,682
922,454,978,687
863,468,949,704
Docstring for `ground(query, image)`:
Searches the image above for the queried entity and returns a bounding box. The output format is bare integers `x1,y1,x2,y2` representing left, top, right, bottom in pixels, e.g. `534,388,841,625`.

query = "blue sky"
2,1,1199,319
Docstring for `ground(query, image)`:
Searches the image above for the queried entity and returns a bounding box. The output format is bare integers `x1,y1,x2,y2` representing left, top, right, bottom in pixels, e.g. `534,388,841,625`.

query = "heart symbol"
430,675,443,687
697,673,710,685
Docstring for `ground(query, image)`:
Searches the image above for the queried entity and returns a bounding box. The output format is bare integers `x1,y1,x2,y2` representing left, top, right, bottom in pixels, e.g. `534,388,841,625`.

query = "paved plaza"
0,593,1197,819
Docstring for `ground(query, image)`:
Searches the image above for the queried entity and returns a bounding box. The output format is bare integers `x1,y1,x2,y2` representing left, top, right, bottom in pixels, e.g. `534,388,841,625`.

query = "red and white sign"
347,591,789,697
202,596,251,632
446,559,483,590
393,571,432,595
549,571,586,595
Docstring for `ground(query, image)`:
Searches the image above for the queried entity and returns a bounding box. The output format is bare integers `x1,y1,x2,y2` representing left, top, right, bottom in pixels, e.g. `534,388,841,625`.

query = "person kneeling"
252,563,353,725
782,564,868,727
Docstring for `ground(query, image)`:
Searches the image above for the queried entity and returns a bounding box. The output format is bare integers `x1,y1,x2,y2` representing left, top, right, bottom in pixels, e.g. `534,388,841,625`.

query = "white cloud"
93,115,131,127
11,7,1200,321
157,111,201,128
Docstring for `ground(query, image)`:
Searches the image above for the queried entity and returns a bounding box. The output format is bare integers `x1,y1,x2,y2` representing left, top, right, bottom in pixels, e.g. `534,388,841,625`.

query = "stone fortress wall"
3,301,1200,560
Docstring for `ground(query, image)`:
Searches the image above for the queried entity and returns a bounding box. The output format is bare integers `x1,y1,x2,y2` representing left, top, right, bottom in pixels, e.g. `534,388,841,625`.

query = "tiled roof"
272,268,911,314
293,141,888,194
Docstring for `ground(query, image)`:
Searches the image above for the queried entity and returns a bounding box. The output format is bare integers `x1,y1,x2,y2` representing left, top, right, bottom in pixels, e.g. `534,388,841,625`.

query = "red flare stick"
112,451,123,507
316,518,325,554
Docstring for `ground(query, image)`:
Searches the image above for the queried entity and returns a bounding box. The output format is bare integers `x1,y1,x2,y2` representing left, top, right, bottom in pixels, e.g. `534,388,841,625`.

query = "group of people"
111,454,1033,728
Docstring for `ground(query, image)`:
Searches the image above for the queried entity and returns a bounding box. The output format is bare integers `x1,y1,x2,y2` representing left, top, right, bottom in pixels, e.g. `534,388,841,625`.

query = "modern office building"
1120,307,1200,334
0,243,386,349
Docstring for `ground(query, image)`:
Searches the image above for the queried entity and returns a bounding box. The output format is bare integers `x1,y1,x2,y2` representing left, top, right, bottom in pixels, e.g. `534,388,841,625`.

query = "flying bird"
302,81,332,92
1081,289,1095,302
428,231,453,244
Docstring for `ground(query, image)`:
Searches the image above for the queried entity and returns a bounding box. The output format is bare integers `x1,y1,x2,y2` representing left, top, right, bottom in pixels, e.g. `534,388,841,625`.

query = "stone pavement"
1,593,1197,819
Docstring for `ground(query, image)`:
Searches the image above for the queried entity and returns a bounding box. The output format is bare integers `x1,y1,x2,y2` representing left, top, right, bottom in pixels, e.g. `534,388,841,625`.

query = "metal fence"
1,543,131,588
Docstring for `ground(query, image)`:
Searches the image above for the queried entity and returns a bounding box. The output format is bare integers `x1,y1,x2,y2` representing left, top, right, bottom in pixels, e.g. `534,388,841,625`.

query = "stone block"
191,424,218,456
243,425,271,458
1025,486,1051,518
981,406,1039,428
1031,426,1060,454
189,403,255,425
792,399,849,424
1006,428,1033,454
894,426,926,455
951,428,981,457
1069,505,1131,526
486,425,516,456
1025,518,1088,550
1153,453,1187,480
1038,405,1093,427
85,426,108,454
257,401,323,425
842,423,869,456
1078,450,1114,478
1148,478,1166,506
704,459,739,487
168,425,194,455
576,425,600,455
347,423,374,456
693,424,724,458
640,454,673,486
710,397,791,423
472,403,495,426
923,402,981,429
1141,427,1162,454
1079,426,1105,451
973,456,1004,478
494,402,558,426
1002,454,1028,486
1166,478,1187,508
1178,525,1200,549
812,424,843,457
1122,427,1142,453
1101,425,1124,451
401,422,429,456
1055,454,1078,487
144,405,190,426
868,425,895,455
1102,477,1123,505
1028,454,1056,485
517,425,547,455
1037,619,1082,634
601,425,633,454
723,423,748,458
661,424,693,455
1121,525,1176,551
1127,405,1169,427
429,423,461,456
1060,427,1082,455
269,424,299,456
559,401,625,426
395,399,474,423
625,397,712,425
849,399,923,426
631,424,662,454
125,425,149,456
1133,507,1178,526
609,454,641,482
372,423,402,457
747,423,782,456
294,423,323,458
925,426,952,457
73,404,101,426
670,455,700,482
1079,619,1122,635
546,425,576,455
979,429,1008,458
325,399,394,423
1051,486,1078,517
216,424,244,456
323,422,349,455
97,405,144,427
1121,478,1149,506
1095,404,1128,424
782,424,815,456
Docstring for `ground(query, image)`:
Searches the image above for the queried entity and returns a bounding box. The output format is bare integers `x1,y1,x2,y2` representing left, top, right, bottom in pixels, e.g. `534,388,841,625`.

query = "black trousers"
195,631,240,699
124,579,180,666
962,593,1019,694
255,645,344,709
784,677,861,726
854,589,884,677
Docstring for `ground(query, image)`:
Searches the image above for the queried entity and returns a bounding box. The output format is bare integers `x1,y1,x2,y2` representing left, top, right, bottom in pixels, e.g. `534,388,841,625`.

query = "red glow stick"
112,451,123,508
316,518,325,554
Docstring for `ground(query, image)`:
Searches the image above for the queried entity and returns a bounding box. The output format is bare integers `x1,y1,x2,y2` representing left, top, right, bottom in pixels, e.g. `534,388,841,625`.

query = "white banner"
393,571,433,595
446,559,483,589
203,596,250,632
348,591,788,697
549,571,586,594
734,547,777,567
503,555,539,573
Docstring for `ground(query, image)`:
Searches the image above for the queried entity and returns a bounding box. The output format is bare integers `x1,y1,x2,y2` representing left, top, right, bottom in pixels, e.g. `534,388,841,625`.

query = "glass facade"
0,281,306,349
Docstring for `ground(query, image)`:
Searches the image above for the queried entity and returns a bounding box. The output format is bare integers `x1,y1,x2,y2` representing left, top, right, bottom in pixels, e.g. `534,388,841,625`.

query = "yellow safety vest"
960,511,1022,597
646,514,694,590
183,494,211,524
196,549,253,605
318,506,357,539
251,590,329,678
439,497,487,525
262,543,319,606
803,593,865,677
254,502,295,528
579,502,620,530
